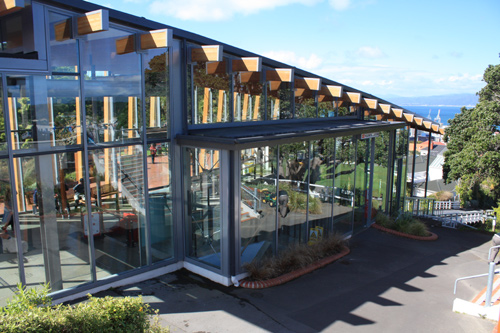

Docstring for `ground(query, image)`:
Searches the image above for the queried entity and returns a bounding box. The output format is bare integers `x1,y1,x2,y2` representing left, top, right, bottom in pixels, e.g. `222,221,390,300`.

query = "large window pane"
295,92,316,119
333,137,355,235
6,75,81,152
267,81,293,120
82,28,142,145
240,147,277,266
233,72,265,122
318,99,336,118
372,132,390,214
392,128,409,212
0,159,19,306
188,60,231,124
13,152,91,293
144,49,169,139
278,142,309,249
88,145,147,276
354,137,371,233
147,142,173,262
184,148,222,268
49,12,78,73
308,139,335,234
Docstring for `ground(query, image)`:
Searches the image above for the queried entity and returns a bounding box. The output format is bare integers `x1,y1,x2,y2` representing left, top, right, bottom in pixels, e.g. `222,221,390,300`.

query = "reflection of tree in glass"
295,94,316,118
145,52,169,128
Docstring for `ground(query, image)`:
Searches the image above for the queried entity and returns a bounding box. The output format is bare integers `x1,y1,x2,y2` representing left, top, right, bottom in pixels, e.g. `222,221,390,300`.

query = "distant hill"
384,94,478,107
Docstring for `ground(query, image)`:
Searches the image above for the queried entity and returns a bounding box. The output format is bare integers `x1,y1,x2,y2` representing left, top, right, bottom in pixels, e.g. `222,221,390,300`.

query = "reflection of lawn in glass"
315,163,388,197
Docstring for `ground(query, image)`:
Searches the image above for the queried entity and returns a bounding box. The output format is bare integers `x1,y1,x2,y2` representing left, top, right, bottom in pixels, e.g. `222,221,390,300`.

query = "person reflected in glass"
73,178,85,209
2,188,14,234
149,144,157,164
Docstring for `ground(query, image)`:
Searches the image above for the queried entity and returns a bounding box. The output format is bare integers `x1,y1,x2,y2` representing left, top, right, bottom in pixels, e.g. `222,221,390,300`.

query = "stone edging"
371,223,438,241
238,245,350,289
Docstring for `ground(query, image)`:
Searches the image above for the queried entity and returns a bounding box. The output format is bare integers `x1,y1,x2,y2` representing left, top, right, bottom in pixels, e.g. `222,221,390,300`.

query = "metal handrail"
454,270,500,295
454,245,500,308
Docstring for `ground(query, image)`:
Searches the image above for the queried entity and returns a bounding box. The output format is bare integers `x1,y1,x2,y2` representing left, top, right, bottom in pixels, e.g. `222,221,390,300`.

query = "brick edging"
238,245,350,289
371,223,438,241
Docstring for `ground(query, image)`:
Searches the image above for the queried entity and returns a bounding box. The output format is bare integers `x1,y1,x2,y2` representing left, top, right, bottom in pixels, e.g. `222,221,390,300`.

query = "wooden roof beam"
117,29,173,55
423,120,432,130
266,68,294,82
77,9,109,36
319,85,343,98
403,112,414,123
431,124,439,132
191,45,223,62
439,128,445,135
240,72,261,83
141,29,172,50
232,57,262,72
379,103,391,114
362,98,378,110
392,108,404,119
295,77,321,91
340,91,361,104
206,61,227,74
414,117,423,126
0,0,24,16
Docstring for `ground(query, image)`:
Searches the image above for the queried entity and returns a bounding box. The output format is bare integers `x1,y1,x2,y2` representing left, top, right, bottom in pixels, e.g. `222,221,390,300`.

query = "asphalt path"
94,224,498,332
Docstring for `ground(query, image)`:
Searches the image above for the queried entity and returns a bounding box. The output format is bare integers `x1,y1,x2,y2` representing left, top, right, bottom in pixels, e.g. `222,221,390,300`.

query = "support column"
75,97,83,180
424,129,432,198
410,127,418,197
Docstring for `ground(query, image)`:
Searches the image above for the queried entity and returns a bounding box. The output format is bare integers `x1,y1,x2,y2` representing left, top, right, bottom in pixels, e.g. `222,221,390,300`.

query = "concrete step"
471,275,500,306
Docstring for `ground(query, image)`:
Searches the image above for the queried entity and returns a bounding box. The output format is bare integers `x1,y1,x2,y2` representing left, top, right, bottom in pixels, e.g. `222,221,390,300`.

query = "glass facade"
184,148,222,268
0,0,427,302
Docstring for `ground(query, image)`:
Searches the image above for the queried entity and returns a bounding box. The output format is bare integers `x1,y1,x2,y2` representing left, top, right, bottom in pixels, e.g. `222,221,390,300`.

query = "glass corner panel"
147,142,173,262
184,147,222,268
88,145,147,276
13,152,92,294
0,159,19,306
240,146,277,266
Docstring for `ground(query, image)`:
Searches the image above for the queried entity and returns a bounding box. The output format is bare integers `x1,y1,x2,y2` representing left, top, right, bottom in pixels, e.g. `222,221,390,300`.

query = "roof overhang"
177,119,406,150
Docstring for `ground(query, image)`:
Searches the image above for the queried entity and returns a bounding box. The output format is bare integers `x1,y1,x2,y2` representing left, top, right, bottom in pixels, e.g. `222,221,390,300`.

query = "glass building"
0,0,442,304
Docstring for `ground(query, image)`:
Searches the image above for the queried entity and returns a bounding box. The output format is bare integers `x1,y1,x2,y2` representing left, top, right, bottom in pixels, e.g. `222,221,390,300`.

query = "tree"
443,64,500,207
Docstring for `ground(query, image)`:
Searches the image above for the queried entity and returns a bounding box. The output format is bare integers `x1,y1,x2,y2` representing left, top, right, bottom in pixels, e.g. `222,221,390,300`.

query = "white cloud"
149,0,321,21
356,46,386,59
328,0,350,11
263,51,323,70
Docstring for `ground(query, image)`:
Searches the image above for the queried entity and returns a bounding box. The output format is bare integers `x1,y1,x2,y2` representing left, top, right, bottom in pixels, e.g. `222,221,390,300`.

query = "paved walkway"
94,225,498,332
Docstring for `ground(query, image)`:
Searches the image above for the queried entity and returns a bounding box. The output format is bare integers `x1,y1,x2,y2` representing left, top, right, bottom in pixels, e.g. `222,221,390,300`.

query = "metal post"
424,129,432,198
486,261,496,307
410,128,418,197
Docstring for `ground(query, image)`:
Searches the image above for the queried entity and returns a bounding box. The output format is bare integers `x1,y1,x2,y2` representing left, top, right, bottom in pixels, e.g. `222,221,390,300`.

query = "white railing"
434,200,460,210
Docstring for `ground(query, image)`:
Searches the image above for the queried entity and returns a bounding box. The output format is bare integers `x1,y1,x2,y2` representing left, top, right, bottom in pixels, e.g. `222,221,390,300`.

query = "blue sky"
90,0,499,99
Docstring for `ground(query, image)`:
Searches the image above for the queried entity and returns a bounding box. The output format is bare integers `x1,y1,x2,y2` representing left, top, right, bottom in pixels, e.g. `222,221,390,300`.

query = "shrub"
243,233,346,281
375,212,393,229
0,284,168,332
430,191,454,201
376,212,430,237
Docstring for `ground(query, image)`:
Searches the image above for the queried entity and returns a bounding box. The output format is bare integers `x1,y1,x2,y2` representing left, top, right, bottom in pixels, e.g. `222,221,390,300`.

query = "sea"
404,105,466,126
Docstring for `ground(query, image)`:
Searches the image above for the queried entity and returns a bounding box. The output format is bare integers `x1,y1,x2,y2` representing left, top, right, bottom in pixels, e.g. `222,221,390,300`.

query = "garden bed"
238,245,350,289
371,223,438,241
